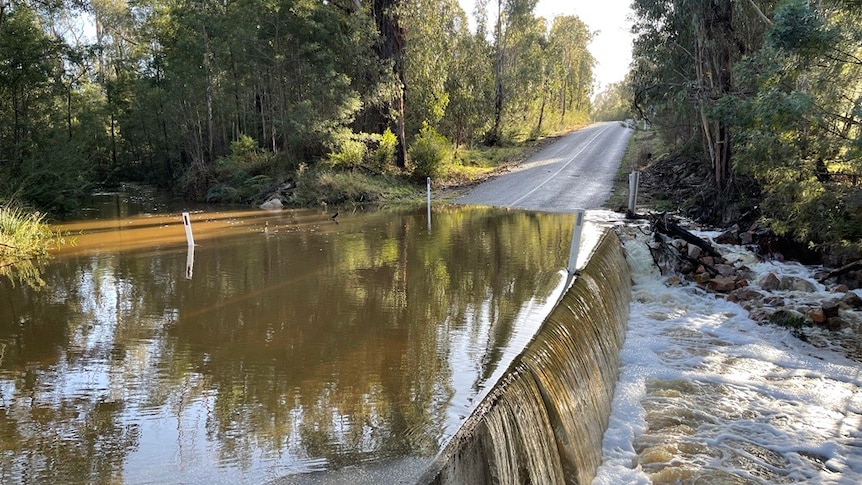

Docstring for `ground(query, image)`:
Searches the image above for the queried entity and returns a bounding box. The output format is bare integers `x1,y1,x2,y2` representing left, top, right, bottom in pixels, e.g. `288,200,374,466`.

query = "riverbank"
0,205,57,287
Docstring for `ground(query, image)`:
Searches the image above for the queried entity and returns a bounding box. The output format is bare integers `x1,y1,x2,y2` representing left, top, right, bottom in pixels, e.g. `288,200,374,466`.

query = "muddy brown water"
0,192,578,484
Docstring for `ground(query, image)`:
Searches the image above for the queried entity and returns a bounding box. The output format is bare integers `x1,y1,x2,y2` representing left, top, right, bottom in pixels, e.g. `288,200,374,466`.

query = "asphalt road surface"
456,122,634,212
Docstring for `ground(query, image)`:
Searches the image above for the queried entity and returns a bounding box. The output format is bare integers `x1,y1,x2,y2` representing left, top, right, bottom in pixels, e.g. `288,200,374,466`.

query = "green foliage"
0,204,56,288
720,1,862,251
216,135,271,174
593,78,633,121
328,137,368,170
0,0,597,214
632,0,862,256
373,129,399,169
767,0,834,56
293,168,414,207
409,124,452,179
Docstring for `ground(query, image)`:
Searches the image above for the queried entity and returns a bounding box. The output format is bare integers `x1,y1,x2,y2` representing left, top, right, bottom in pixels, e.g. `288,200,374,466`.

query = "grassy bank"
292,130,579,209
0,205,57,288
604,125,667,212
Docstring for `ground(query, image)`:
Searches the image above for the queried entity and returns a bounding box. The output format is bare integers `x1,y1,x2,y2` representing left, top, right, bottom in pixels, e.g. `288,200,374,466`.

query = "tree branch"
744,0,772,26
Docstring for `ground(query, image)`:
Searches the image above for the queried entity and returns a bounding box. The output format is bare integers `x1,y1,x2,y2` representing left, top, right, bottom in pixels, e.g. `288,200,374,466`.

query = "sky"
533,0,634,90
458,0,635,91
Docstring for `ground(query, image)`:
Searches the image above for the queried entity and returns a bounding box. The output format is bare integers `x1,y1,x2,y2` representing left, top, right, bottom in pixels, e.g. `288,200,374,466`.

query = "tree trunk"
489,0,504,145
372,0,407,168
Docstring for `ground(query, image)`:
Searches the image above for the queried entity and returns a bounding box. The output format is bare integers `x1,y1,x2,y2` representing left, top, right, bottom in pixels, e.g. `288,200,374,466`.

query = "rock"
736,278,749,288
841,292,862,309
769,309,810,328
731,287,763,301
821,300,841,318
702,256,715,266
687,244,703,260
780,276,817,293
260,198,283,210
709,276,737,293
715,264,736,277
749,308,774,322
828,316,851,331
666,275,683,286
715,224,740,244
806,306,827,324
759,273,781,291
763,296,786,307
833,284,850,293
740,231,754,245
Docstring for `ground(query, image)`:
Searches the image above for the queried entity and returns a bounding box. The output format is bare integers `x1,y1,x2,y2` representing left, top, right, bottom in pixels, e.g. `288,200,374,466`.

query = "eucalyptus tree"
728,0,862,247
128,0,389,195
485,0,538,145
631,0,775,189
547,15,594,129
438,24,495,147
0,0,102,212
401,0,467,136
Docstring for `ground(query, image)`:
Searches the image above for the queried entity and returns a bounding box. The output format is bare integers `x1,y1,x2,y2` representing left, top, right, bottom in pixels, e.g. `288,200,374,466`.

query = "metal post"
426,177,432,231
627,171,640,218
567,210,585,277
182,212,195,246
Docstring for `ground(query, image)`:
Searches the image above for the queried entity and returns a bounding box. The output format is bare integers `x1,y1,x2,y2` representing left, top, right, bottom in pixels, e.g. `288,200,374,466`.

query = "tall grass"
0,205,55,288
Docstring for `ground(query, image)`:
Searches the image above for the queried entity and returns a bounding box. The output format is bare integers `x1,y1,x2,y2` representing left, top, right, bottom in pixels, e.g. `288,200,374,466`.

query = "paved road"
456,122,633,212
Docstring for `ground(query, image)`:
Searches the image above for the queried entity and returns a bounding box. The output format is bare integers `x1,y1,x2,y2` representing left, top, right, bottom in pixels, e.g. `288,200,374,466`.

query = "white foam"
594,231,862,484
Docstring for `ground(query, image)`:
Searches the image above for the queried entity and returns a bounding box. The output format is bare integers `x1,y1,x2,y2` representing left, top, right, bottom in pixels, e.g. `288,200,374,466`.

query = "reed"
0,205,55,287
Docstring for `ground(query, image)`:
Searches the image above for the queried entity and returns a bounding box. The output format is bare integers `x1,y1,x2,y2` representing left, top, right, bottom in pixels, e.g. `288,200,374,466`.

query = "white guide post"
567,210,585,277
185,245,195,280
182,212,195,246
627,171,640,218
427,177,432,231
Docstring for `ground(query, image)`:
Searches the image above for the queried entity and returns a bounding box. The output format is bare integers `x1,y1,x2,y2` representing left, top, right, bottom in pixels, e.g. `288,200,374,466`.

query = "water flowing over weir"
419,228,632,485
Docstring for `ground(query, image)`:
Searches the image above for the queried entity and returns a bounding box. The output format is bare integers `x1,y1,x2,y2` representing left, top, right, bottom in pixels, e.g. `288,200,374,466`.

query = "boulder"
841,292,862,309
806,306,827,324
687,244,703,260
731,287,763,301
758,273,781,291
708,276,737,293
780,276,817,293
260,198,283,210
821,300,841,318
715,224,740,244
714,264,736,277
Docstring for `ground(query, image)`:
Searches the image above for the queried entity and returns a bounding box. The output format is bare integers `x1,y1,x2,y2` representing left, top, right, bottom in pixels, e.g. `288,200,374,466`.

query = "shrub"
0,204,56,288
328,138,367,169
409,123,451,180
373,128,398,169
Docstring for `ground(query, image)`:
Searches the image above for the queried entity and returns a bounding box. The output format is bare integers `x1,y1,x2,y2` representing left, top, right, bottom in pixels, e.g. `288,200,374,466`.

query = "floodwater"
0,191,582,484
595,225,862,485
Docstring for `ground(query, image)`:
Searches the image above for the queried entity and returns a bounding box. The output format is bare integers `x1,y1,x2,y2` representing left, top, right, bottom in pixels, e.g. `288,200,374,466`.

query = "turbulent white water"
594,225,862,485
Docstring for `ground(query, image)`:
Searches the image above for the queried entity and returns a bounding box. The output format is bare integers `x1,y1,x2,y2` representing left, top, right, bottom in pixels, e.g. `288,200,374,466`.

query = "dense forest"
625,0,862,261
0,0,595,214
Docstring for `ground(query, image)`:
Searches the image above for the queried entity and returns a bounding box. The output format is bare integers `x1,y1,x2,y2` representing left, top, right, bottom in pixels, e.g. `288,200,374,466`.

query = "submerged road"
456,121,633,212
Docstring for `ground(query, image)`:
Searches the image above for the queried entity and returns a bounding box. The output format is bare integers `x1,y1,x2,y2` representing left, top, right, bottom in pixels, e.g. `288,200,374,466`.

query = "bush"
0,204,56,288
409,123,451,180
328,138,367,169
373,128,398,169
216,134,270,174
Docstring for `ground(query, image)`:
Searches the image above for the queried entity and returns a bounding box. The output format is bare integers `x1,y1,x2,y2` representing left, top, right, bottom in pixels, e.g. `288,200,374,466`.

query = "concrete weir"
419,227,632,485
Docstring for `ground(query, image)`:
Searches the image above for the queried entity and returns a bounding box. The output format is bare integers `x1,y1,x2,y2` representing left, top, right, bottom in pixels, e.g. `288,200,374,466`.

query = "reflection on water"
0,203,577,484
